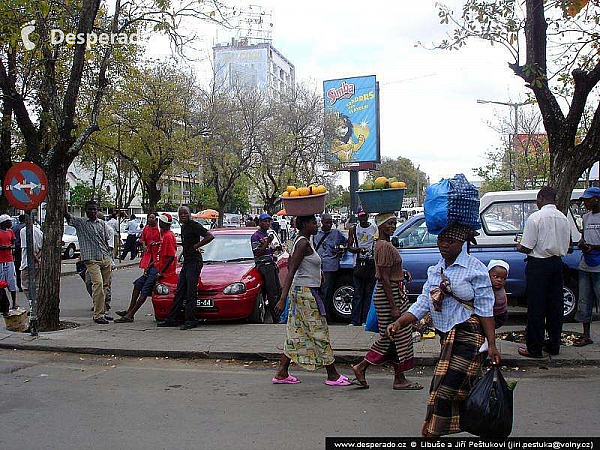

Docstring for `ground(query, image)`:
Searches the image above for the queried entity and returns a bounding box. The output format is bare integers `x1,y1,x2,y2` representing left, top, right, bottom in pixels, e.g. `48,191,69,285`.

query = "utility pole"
416,164,421,206
477,99,528,190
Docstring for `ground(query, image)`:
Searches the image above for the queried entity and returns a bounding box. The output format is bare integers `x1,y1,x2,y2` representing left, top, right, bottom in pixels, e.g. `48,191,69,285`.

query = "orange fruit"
286,186,297,193
297,187,310,196
282,191,290,197
316,185,327,194
398,182,406,188
290,190,300,197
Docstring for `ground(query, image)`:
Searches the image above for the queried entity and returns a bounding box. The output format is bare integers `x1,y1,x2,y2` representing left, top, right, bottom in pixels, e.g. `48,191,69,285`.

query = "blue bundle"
424,174,481,235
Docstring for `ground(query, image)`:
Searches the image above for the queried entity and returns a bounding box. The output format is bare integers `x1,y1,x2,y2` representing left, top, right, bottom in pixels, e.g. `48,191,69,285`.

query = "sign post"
3,162,48,336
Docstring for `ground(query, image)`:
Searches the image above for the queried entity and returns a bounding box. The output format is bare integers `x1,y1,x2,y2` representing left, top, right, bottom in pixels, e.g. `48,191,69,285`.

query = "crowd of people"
1,185,598,437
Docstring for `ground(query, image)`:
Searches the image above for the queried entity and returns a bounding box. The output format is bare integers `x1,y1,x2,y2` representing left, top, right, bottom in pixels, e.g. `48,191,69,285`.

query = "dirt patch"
496,329,585,346
58,321,79,330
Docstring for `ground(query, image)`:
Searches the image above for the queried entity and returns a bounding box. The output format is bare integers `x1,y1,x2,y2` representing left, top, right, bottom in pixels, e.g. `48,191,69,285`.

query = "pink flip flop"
272,375,301,384
325,375,352,386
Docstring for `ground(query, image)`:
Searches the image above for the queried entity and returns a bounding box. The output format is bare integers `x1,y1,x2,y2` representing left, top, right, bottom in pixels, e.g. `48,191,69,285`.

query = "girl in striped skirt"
351,213,422,390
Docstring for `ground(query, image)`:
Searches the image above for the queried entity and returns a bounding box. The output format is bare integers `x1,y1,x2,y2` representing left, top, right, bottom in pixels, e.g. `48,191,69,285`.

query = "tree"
110,61,200,213
369,156,428,199
199,81,269,225
0,0,234,330
247,85,330,213
69,181,112,207
436,0,600,211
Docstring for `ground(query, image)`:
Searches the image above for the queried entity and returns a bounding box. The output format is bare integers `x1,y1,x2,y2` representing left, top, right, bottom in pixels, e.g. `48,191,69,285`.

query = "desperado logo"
327,81,355,105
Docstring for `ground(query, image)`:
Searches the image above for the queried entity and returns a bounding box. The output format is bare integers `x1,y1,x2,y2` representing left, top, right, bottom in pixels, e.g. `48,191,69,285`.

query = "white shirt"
20,226,43,270
127,219,139,235
107,218,119,233
521,204,570,258
104,221,115,250
280,220,288,231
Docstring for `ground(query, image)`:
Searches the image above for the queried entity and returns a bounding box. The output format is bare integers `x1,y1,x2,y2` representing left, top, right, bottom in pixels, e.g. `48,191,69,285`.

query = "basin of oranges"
280,185,329,216
281,185,327,198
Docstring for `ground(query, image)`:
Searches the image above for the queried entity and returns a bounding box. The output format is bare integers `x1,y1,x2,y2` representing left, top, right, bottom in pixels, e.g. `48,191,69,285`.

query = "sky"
146,0,535,187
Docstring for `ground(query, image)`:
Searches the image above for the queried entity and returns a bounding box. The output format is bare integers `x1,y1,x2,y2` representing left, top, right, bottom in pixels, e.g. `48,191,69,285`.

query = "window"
481,202,525,234
395,218,437,248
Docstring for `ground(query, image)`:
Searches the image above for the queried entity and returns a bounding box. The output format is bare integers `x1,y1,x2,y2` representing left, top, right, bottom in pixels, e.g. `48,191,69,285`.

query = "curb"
0,342,598,367
60,261,140,277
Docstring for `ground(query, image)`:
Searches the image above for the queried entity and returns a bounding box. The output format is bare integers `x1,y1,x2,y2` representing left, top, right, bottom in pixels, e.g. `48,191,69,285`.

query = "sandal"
272,375,301,384
573,338,593,347
349,378,369,389
114,316,134,323
325,375,351,386
393,381,424,390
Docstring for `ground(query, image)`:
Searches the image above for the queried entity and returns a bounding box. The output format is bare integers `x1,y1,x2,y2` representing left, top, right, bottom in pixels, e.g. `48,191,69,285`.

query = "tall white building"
213,40,295,99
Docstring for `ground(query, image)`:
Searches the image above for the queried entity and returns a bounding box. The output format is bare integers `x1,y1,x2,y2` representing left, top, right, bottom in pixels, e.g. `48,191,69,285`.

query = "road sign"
3,162,48,210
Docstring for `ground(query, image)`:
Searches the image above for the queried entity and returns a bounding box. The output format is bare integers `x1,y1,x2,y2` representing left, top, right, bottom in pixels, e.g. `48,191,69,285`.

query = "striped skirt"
423,316,485,436
365,281,414,374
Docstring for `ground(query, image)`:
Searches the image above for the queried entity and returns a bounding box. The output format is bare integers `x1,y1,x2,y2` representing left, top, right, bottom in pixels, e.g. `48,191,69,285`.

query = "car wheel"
332,284,354,322
249,292,266,324
563,282,578,322
65,244,76,259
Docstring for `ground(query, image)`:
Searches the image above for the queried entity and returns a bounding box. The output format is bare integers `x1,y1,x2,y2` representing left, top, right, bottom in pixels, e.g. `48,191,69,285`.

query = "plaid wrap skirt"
424,316,485,436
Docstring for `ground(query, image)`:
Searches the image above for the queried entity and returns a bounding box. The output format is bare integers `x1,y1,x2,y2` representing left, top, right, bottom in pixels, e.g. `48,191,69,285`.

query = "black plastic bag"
460,366,513,438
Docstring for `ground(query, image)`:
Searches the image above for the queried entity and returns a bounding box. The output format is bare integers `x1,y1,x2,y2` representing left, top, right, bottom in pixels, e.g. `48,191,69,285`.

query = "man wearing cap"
573,187,600,347
0,215,18,309
315,213,347,320
116,213,177,323
158,206,213,330
251,213,282,322
347,207,378,326
65,201,113,324
517,186,571,357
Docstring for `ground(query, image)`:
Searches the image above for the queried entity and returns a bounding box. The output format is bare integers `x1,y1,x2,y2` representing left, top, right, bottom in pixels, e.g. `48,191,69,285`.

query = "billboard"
323,75,380,166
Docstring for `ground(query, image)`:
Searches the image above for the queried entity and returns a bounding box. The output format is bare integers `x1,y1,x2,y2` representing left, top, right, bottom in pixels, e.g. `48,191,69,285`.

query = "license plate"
196,298,213,308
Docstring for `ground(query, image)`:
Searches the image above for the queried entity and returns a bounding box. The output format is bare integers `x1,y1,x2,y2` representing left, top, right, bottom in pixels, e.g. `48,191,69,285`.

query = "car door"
394,216,440,299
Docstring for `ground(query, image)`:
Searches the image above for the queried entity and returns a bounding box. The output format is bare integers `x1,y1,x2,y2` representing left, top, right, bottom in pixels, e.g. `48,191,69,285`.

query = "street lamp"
477,99,529,189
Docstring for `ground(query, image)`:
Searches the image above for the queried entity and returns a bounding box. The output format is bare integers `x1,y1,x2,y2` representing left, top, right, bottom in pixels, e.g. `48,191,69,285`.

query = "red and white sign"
3,162,48,210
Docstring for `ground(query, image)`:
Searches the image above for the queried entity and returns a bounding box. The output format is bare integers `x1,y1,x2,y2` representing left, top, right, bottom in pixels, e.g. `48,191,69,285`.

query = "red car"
151,228,289,323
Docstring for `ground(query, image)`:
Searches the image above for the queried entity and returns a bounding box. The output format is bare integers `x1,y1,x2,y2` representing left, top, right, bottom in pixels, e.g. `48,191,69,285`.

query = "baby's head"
487,259,509,290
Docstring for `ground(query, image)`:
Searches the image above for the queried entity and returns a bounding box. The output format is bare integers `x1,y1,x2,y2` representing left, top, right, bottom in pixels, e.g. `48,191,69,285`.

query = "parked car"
392,189,585,320
62,224,80,259
151,228,289,323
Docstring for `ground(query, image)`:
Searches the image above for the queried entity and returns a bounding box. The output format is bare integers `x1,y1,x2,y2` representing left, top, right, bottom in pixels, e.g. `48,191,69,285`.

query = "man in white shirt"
517,186,571,358
121,214,140,260
19,219,43,310
107,212,119,258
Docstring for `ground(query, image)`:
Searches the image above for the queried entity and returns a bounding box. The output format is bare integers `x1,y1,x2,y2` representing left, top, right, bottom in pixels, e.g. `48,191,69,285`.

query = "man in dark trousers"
157,206,214,330
517,186,571,358
315,213,347,319
251,213,282,322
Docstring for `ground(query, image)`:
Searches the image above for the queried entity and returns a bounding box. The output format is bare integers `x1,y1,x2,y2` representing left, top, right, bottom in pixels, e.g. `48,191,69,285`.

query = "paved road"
0,350,597,450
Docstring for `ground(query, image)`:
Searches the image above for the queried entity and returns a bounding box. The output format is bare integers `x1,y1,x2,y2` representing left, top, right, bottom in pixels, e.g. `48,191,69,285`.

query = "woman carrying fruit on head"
350,212,422,391
271,214,351,386
386,223,501,437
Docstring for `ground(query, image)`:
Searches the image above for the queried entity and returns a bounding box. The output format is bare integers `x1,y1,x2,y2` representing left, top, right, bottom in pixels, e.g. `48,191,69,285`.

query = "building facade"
213,40,295,100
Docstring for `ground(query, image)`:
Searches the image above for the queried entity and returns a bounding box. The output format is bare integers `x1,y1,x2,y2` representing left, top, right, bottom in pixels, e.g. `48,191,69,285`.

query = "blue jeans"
576,270,600,323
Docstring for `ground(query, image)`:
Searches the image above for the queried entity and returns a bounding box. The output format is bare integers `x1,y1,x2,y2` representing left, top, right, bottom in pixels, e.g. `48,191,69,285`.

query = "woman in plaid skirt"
387,224,501,437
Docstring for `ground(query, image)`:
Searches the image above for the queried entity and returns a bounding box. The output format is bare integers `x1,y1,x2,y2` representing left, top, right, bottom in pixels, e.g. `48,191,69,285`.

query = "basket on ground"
357,188,406,213
3,307,28,332
281,192,327,216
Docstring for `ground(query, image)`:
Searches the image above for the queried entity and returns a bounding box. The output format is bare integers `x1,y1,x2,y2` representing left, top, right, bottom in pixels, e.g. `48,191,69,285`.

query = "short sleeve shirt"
520,204,570,258
140,224,161,269
157,230,177,275
251,229,274,264
374,239,403,281
68,217,112,261
315,229,347,272
0,229,15,262
579,212,600,272
181,220,209,264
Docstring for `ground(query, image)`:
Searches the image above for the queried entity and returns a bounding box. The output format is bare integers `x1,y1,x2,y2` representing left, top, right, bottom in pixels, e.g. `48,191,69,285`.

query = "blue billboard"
323,75,379,165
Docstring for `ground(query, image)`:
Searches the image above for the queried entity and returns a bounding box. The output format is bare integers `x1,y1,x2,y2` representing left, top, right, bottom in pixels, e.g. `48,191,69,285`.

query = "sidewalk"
1,317,599,367
61,257,141,276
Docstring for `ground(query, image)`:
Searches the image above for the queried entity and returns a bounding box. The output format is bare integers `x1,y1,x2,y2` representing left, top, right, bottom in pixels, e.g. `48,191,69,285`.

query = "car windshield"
201,235,254,263
64,225,77,236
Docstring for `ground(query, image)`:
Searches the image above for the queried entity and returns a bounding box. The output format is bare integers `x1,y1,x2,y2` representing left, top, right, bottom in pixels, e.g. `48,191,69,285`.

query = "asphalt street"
0,350,598,450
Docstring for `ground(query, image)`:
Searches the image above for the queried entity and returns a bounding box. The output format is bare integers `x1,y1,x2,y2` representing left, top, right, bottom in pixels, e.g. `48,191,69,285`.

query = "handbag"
339,250,356,269
365,282,379,332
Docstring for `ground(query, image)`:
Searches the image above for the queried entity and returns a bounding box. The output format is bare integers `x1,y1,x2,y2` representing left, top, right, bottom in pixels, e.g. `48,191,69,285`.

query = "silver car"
62,225,80,259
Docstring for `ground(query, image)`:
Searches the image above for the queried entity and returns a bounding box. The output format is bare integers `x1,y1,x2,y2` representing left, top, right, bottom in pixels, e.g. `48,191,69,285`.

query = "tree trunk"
549,144,596,214
144,178,162,213
37,166,68,331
